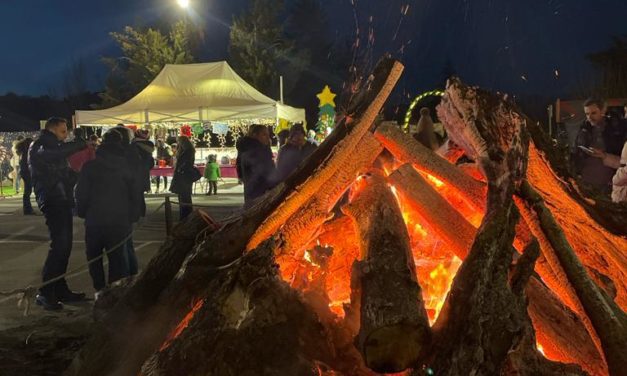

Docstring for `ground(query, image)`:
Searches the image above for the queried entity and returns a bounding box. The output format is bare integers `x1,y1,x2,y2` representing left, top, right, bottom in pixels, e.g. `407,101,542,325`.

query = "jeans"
21,173,34,214
40,205,74,297
85,225,131,291
178,192,192,220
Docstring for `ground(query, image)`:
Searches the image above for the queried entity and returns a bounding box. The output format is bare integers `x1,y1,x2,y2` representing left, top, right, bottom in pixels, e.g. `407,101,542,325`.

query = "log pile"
68,59,626,376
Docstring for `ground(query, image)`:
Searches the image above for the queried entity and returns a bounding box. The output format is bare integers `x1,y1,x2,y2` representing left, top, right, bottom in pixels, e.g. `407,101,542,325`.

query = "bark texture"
343,170,431,373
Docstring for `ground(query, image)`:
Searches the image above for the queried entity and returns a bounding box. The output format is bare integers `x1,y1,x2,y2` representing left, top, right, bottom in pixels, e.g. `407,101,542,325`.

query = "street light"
177,0,189,8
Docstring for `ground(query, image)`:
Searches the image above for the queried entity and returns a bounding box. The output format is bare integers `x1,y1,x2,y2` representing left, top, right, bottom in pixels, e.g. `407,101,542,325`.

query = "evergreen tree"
228,0,291,97
100,20,195,107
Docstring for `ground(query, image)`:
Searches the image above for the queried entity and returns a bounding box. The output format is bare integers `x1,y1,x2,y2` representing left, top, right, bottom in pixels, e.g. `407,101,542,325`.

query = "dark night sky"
1,0,626,100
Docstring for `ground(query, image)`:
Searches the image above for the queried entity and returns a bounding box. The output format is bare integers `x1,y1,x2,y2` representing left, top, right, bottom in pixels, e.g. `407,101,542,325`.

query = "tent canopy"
75,61,305,126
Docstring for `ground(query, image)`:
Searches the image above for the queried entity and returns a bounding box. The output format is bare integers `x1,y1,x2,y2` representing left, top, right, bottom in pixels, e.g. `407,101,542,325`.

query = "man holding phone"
572,98,627,193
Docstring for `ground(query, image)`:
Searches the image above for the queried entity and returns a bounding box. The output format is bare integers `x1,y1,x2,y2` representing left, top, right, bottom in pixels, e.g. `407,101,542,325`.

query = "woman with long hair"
169,136,197,220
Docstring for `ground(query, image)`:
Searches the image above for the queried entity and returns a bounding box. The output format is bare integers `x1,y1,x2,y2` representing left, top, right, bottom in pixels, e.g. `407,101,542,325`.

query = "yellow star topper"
316,85,336,108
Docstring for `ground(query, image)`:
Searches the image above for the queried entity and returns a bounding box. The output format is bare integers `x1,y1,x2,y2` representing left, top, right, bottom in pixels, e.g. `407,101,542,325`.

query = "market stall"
74,61,306,127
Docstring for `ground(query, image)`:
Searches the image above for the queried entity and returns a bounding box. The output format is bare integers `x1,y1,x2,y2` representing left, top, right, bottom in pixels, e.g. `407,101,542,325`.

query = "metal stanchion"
165,196,173,236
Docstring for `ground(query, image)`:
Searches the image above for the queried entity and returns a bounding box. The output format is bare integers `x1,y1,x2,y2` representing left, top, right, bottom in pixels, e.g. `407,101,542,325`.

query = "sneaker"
57,289,87,303
36,294,63,311
94,290,104,302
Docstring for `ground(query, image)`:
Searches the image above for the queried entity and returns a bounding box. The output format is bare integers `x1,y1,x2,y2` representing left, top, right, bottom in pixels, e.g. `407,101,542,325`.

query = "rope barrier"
0,200,167,314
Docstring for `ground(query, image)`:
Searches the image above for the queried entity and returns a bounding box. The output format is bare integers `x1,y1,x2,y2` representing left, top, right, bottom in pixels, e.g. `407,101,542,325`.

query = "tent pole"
279,76,284,104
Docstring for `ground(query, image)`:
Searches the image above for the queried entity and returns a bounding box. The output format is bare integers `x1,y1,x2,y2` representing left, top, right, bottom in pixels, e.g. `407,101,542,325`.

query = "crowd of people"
19,118,175,310
236,123,317,208
572,99,627,202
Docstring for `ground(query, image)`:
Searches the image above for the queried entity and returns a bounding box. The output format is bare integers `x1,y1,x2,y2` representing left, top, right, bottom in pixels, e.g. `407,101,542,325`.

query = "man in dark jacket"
76,131,137,296
111,125,143,276
29,117,87,310
15,137,34,214
572,98,627,192
237,124,276,206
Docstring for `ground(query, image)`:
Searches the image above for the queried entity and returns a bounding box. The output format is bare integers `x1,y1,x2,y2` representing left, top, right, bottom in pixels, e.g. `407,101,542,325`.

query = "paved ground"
0,179,244,331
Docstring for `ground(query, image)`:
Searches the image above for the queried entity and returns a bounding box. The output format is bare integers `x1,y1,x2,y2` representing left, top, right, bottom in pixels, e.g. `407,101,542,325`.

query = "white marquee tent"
75,61,306,126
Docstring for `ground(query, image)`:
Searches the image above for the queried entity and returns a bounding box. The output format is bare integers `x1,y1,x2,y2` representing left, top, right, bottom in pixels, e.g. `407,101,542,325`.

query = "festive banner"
212,122,229,135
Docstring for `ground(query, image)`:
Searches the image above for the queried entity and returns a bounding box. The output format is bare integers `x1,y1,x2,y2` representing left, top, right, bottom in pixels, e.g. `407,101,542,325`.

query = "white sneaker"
94,290,104,302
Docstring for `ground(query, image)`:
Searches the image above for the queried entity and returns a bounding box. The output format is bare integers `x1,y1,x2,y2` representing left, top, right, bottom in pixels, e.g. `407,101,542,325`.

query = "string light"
403,90,444,131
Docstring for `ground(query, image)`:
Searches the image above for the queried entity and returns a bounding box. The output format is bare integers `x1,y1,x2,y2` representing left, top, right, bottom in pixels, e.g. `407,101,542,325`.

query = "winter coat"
275,141,317,182
67,145,96,172
237,136,276,203
611,142,627,203
169,148,196,196
133,139,155,193
76,143,138,227
204,162,221,181
29,130,86,210
156,144,173,165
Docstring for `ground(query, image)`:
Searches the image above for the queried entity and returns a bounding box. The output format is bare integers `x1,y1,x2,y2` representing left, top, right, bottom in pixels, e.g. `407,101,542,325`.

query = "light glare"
177,0,189,8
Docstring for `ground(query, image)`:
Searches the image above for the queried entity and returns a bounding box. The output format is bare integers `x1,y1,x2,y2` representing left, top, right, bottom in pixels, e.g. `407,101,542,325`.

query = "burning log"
247,59,404,252
526,143,627,309
429,191,530,374
342,170,431,373
274,132,383,256
375,123,486,214
389,164,475,259
140,240,365,376
519,181,627,375
389,163,605,375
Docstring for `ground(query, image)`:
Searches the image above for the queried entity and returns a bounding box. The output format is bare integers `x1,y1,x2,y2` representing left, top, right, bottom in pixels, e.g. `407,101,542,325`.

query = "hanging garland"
403,90,444,132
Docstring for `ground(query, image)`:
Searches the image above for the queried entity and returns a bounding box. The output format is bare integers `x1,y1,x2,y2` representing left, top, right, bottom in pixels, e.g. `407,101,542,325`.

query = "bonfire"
68,58,626,376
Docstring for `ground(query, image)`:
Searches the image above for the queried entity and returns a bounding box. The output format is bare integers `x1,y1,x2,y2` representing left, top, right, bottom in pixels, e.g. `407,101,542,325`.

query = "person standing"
169,135,197,220
75,131,137,297
29,117,87,310
275,124,317,182
67,128,96,173
204,154,221,195
611,141,627,203
132,129,155,210
14,137,34,214
573,98,627,193
110,125,142,276
11,136,23,193
238,124,276,207
155,139,173,193
414,107,439,150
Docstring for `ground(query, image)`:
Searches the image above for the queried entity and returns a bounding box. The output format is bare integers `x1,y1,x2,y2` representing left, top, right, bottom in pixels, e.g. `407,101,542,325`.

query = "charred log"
274,132,383,256
390,163,604,375
342,170,431,373
141,240,369,376
247,59,404,251
519,181,627,376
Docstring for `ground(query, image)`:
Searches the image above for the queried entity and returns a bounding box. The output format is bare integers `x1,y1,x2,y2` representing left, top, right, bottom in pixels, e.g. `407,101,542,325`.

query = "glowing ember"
425,173,445,188
537,342,546,356
422,257,462,324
